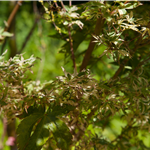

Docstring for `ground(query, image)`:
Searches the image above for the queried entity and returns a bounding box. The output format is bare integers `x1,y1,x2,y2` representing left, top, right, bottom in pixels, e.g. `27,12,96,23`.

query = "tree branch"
1,1,23,54
80,16,104,72
112,35,143,80
112,59,128,80
5,1,23,32
132,52,150,74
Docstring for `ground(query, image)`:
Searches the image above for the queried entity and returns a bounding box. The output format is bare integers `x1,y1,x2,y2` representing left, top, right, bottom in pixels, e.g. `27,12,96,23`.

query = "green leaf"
17,113,44,150
17,106,72,150
2,31,13,37
0,28,4,34
17,105,46,119
118,9,127,16
52,119,72,150
23,116,50,150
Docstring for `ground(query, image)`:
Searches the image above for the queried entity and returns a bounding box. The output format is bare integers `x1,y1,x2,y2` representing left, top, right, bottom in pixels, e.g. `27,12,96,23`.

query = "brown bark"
5,1,22,32
80,16,105,71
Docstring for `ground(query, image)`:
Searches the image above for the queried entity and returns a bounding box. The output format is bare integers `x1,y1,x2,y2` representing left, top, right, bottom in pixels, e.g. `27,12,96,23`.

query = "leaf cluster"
0,51,150,149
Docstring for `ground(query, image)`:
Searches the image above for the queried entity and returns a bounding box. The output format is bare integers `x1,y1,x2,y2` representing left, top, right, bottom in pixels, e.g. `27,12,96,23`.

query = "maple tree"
0,1,150,149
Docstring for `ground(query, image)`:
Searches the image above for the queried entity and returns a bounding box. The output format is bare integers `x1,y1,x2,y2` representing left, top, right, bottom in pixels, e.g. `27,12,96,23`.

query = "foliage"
0,27,13,45
0,1,150,150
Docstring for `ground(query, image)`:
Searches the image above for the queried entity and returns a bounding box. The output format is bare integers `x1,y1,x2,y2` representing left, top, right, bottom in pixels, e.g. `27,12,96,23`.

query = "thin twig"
54,2,58,8
19,18,39,53
69,0,72,7
61,1,77,71
60,1,66,11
